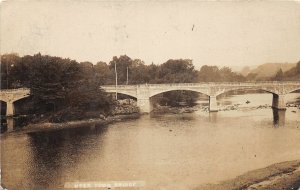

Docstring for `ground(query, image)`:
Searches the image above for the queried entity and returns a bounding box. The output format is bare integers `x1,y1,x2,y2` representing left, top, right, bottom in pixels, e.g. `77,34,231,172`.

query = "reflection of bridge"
102,82,300,113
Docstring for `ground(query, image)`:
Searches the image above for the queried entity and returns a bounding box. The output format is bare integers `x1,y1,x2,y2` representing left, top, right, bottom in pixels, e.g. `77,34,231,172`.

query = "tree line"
1,53,299,118
272,62,300,81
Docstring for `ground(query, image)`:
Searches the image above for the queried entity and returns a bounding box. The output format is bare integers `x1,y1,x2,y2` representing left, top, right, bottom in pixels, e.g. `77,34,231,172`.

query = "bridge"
102,82,300,113
0,82,300,116
0,88,30,116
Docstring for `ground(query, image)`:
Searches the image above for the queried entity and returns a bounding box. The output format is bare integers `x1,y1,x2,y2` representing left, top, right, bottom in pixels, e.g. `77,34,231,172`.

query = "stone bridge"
0,88,30,116
102,82,300,113
0,82,299,116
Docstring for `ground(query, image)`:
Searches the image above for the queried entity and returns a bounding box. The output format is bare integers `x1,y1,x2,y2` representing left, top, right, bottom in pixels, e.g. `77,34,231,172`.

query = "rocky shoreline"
196,160,300,190
152,103,300,114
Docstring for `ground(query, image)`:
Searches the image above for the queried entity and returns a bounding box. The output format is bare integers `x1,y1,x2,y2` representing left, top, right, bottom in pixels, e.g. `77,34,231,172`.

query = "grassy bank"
196,160,300,190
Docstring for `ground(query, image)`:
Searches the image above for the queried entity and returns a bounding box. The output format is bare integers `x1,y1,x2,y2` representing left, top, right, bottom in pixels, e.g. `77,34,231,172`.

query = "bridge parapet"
0,88,30,102
0,88,30,93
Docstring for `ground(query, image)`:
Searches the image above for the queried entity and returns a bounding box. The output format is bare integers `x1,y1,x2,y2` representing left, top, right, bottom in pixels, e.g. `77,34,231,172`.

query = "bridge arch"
149,88,210,98
105,89,137,99
286,87,300,94
215,87,279,97
149,89,208,106
0,100,7,115
110,92,137,100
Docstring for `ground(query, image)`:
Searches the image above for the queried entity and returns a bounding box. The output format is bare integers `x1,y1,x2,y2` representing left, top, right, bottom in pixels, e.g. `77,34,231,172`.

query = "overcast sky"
1,0,300,68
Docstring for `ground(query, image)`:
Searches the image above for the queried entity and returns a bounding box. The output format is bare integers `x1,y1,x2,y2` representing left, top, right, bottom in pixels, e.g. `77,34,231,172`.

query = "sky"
1,0,300,69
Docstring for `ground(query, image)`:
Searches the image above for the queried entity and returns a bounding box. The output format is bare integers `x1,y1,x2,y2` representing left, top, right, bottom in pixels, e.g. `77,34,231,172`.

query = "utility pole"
126,66,129,85
115,62,118,100
6,62,8,89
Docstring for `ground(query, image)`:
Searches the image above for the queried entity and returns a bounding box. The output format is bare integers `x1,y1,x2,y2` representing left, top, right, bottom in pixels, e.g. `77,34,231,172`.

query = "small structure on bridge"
0,88,30,117
102,82,300,113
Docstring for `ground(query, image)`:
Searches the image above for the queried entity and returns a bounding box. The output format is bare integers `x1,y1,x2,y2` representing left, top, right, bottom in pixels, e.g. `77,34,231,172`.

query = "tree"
157,59,198,83
273,68,284,81
128,59,150,84
28,54,77,111
94,61,114,85
297,61,300,74
198,65,221,82
109,55,133,85
0,53,21,89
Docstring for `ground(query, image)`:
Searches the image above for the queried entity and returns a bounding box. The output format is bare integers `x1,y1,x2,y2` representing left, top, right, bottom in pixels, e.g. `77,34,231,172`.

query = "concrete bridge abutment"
209,96,218,112
137,98,152,113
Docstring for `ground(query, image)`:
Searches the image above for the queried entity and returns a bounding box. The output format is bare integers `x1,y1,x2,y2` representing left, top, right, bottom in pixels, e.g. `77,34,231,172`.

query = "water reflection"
25,125,109,189
1,116,31,133
1,92,299,189
273,109,286,128
209,112,218,123
6,117,14,132
0,117,14,132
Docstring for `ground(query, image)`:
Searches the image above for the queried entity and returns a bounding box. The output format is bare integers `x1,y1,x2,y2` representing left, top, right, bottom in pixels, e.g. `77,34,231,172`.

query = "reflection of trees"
26,126,108,189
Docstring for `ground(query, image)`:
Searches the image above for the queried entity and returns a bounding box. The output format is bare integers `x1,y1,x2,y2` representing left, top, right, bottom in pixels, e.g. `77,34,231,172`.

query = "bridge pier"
137,98,152,113
209,96,218,112
272,94,286,110
6,101,15,117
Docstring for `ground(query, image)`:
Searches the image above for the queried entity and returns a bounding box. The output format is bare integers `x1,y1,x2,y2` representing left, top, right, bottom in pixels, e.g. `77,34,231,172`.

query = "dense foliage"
1,53,112,121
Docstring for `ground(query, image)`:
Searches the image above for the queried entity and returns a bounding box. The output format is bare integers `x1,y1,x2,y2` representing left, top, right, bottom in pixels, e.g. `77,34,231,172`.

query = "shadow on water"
273,109,286,128
25,124,109,189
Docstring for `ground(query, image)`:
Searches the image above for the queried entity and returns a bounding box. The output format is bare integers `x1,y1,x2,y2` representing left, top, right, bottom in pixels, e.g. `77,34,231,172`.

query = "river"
1,92,300,190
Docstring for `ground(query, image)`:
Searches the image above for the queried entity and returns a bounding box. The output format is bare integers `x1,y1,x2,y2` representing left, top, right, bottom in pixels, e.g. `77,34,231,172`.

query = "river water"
1,92,300,190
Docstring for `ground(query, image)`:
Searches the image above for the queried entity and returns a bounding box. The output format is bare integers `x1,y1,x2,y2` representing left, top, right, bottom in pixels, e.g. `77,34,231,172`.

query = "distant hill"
239,63,296,79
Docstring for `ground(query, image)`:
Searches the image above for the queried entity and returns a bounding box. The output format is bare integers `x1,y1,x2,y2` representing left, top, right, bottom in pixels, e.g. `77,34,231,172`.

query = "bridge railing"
0,88,30,92
101,81,300,88
101,85,137,89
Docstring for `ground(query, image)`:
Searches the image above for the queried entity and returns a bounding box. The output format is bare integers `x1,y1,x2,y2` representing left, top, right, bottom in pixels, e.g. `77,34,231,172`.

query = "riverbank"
196,160,300,190
0,101,141,134
2,113,141,135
